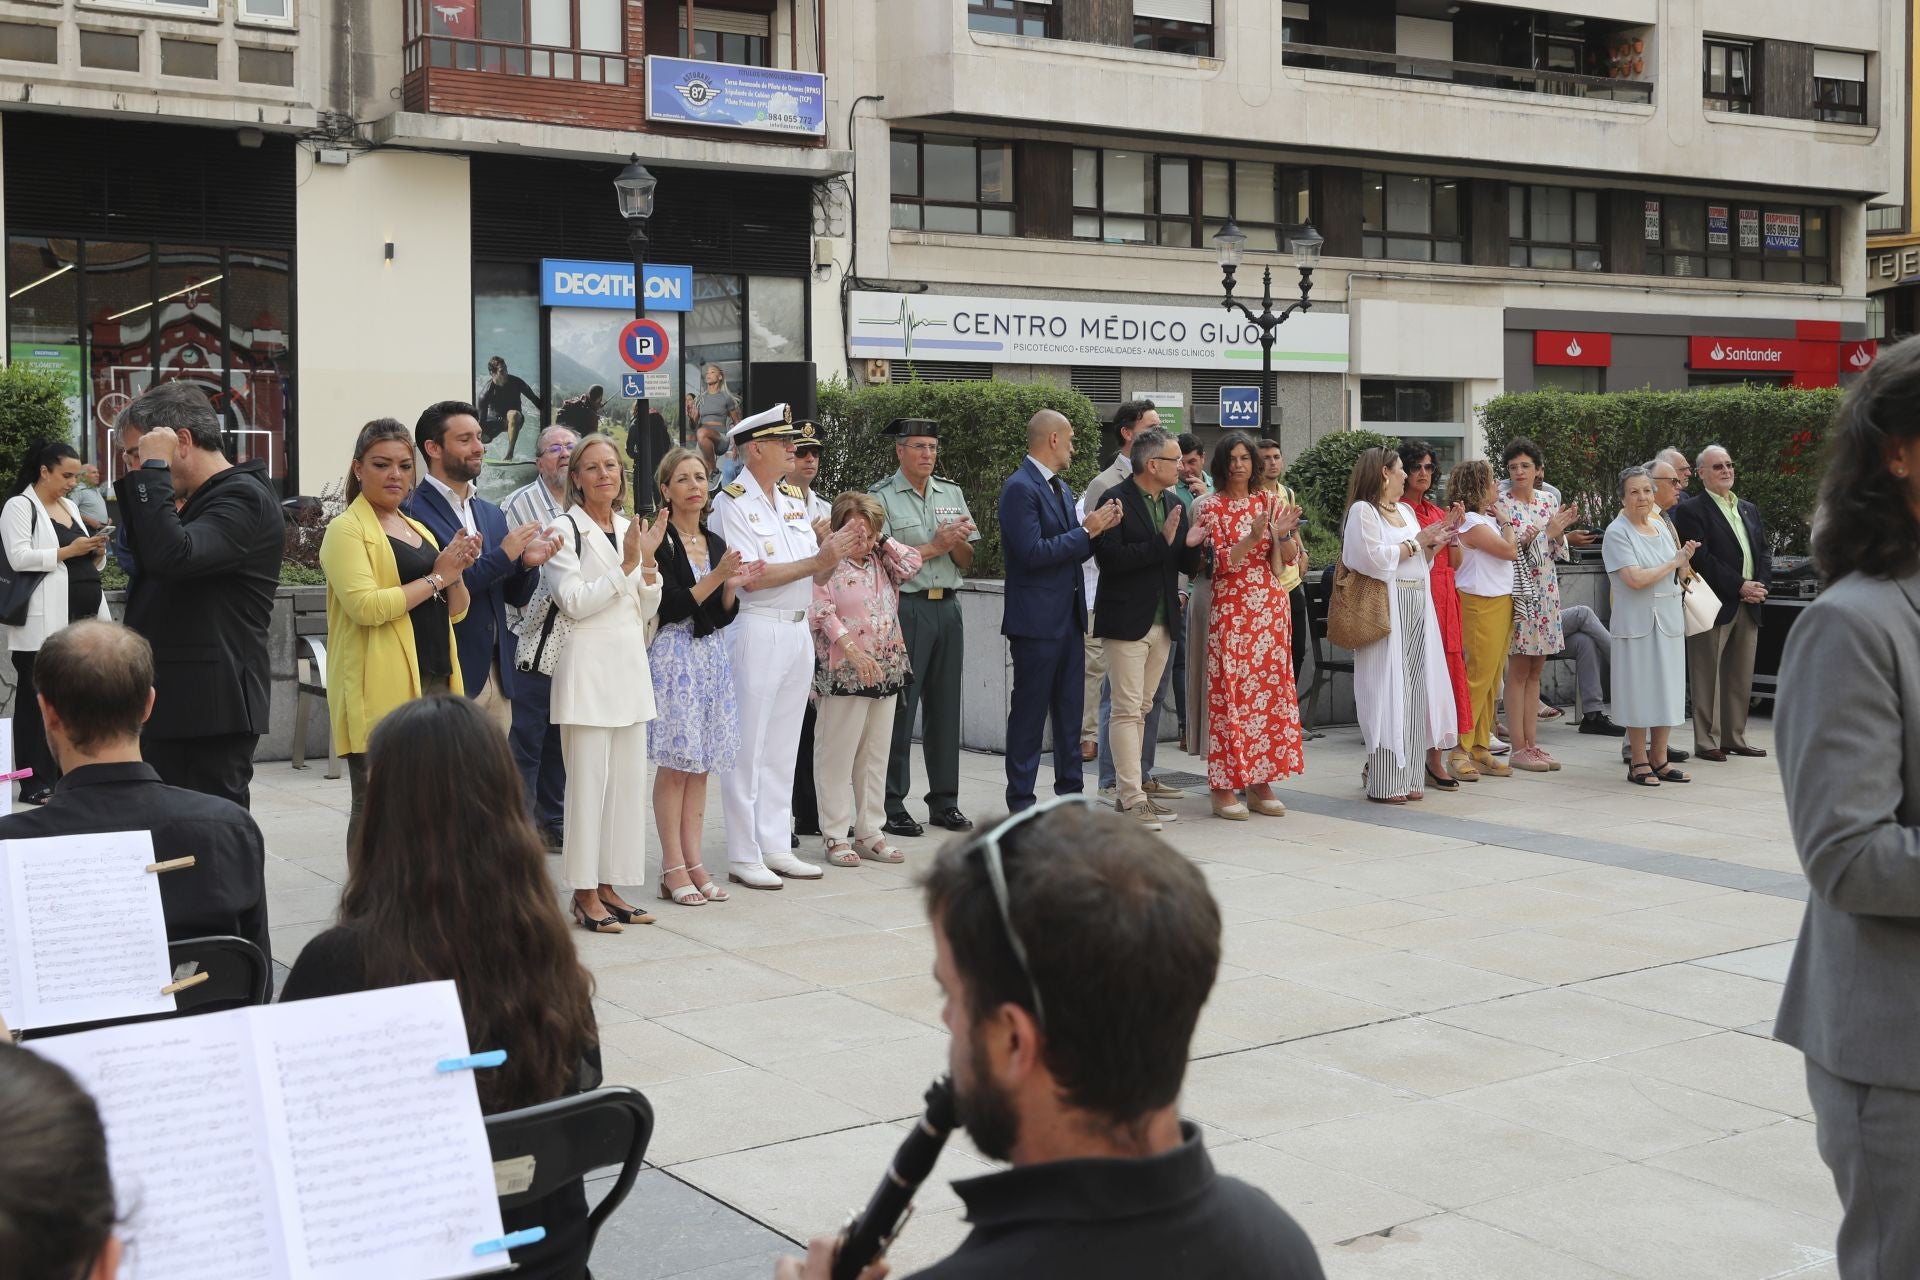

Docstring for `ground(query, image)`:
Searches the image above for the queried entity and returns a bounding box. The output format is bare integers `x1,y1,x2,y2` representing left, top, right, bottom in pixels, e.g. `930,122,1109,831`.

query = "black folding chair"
486,1086,655,1273
19,934,271,1041
1301,563,1354,731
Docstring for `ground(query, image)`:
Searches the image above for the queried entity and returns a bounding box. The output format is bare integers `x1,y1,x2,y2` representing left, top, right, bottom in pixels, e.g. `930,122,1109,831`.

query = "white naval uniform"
712,471,822,871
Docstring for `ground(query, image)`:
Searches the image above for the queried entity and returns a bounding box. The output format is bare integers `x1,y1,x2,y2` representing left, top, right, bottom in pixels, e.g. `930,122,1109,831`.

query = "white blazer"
542,507,661,729
1,487,107,653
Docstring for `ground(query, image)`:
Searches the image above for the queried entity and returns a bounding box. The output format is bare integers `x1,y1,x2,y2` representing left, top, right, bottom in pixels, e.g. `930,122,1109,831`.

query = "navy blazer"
401,482,538,698
1670,490,1771,628
998,457,1091,641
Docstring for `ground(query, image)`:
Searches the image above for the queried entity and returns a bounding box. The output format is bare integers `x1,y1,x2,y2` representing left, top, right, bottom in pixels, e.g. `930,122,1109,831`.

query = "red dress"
1411,497,1474,736
1201,491,1305,790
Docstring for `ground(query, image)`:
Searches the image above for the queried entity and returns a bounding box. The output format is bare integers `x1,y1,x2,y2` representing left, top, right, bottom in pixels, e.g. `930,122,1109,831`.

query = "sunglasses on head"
961,794,1099,1033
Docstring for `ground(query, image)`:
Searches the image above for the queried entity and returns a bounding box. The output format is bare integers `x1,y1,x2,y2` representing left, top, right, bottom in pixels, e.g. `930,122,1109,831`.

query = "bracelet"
425,572,445,591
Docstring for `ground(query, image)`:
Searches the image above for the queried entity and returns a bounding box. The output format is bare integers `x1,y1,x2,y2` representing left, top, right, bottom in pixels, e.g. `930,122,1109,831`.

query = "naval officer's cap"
883,418,940,441
728,403,800,445
792,419,826,455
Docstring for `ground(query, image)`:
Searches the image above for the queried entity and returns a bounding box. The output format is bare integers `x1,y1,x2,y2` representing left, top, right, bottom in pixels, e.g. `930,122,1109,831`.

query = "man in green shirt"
872,418,980,836
1671,444,1772,762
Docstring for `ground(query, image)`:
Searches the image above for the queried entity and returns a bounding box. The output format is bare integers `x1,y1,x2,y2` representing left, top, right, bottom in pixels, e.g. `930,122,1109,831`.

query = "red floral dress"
1201,490,1305,790
1410,497,1473,736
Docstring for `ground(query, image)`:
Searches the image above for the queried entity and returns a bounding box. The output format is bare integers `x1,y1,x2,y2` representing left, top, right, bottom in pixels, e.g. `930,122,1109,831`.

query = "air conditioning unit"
864,359,891,384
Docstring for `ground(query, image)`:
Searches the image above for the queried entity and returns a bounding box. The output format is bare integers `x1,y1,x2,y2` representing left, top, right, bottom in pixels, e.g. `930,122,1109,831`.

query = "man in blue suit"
403,401,558,729
999,409,1122,811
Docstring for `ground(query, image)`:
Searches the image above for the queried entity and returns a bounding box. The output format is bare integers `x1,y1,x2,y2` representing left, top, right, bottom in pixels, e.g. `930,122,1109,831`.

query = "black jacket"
656,523,739,638
0,762,269,959
116,459,283,739
1091,476,1204,641
1671,490,1771,627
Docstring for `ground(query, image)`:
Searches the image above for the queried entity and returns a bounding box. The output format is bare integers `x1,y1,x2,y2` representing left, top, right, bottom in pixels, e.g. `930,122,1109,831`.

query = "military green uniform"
872,468,978,823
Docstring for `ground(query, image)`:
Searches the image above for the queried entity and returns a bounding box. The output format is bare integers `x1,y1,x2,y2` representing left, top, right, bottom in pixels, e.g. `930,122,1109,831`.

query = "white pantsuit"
815,693,898,845
544,508,661,891
722,610,813,866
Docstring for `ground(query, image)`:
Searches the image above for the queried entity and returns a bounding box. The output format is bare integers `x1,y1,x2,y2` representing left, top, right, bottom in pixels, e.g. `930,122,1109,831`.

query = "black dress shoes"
930,808,974,832
882,814,925,838
1579,711,1625,736
1667,747,1691,763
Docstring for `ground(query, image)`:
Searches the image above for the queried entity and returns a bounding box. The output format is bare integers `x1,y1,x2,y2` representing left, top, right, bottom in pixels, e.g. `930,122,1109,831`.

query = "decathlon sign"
540,259,695,312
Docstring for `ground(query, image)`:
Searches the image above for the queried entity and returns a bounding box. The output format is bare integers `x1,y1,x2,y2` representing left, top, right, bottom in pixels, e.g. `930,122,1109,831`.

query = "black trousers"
10,650,57,799
143,731,259,811
1289,584,1308,676
792,700,820,834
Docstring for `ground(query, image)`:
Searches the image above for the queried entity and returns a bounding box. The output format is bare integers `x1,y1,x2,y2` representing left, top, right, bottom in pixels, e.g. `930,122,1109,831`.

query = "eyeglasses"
963,794,1098,1033
545,443,575,456
901,442,938,454
1706,462,1735,472
1411,462,1435,472
1151,453,1181,466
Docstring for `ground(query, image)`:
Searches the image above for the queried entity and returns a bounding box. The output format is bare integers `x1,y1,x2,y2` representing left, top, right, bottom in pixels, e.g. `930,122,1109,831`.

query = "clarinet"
833,1075,958,1280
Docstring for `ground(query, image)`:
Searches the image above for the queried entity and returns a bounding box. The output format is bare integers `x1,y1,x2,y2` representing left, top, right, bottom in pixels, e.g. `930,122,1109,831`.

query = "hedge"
815,378,1102,579
1478,386,1840,554
0,363,74,487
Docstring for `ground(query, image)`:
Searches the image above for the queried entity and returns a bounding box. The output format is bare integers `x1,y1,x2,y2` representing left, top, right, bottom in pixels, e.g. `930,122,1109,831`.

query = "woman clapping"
546,434,665,934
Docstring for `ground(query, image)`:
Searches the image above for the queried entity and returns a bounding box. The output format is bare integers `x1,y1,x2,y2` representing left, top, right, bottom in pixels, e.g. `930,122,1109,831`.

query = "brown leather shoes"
1696,748,1729,762
1727,745,1768,758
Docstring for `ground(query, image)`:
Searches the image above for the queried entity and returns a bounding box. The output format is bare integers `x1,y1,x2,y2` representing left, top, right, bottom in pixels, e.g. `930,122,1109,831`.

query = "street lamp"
1214,221,1322,442
614,156,659,511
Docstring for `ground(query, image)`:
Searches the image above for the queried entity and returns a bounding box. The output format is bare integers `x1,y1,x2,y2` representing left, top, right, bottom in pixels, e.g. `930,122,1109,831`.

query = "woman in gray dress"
1602,466,1700,787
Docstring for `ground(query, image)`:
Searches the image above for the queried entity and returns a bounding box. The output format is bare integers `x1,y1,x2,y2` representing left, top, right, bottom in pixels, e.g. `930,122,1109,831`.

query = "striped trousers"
1367,583,1428,801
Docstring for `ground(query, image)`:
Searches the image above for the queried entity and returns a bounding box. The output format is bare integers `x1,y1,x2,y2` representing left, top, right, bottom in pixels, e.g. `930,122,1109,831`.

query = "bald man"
997,410,1121,811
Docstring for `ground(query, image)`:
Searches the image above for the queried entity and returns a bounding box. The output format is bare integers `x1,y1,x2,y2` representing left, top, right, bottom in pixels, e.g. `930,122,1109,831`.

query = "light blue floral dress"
647,536,741,774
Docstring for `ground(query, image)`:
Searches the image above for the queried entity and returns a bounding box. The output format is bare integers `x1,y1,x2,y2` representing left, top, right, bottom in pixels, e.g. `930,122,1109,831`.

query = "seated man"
778,799,1324,1280
1561,603,1622,736
0,620,269,959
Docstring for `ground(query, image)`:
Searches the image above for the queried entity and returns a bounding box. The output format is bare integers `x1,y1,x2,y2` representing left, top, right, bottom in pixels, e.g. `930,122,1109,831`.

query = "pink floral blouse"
809,538,924,697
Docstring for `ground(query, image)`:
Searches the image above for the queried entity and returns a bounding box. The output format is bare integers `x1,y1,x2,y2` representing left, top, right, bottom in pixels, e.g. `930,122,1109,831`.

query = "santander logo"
1849,346,1874,369
1565,338,1582,358
1710,343,1725,360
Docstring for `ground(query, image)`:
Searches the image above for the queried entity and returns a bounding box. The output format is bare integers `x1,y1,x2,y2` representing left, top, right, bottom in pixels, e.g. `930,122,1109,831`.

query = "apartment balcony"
0,0,317,128
1277,45,1651,105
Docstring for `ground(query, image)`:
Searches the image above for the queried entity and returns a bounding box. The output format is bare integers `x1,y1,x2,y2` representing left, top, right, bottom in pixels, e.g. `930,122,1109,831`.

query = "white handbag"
1680,573,1722,637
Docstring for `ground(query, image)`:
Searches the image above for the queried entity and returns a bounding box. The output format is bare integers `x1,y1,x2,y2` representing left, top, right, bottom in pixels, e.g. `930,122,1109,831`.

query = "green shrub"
0,363,75,485
1478,386,1840,554
1286,428,1403,526
816,378,1102,579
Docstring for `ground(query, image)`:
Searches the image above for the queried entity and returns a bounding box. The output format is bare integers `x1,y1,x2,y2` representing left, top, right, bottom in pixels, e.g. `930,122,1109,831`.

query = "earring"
1898,467,1910,478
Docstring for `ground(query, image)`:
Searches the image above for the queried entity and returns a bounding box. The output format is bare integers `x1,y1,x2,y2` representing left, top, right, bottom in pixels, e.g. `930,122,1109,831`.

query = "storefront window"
686,274,744,426
1361,379,1464,469
473,261,542,465
747,276,805,363
223,248,292,484
6,237,83,445
1535,366,1603,393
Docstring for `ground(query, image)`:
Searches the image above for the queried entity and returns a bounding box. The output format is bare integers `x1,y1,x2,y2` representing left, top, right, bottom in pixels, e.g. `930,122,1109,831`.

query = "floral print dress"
1200,490,1306,790
1496,489,1567,656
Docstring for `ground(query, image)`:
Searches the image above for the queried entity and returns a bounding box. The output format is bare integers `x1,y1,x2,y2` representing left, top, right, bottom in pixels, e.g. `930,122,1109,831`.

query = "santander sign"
1690,336,1797,370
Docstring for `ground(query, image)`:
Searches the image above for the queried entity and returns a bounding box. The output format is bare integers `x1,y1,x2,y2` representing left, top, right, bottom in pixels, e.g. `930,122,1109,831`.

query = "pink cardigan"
809,538,923,696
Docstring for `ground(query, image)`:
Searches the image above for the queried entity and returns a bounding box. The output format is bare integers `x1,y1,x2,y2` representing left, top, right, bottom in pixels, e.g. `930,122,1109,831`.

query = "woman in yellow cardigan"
319,418,483,849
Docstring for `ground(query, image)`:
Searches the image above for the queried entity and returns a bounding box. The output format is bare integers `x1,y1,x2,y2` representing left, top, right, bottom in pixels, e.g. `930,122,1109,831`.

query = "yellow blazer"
319,494,468,755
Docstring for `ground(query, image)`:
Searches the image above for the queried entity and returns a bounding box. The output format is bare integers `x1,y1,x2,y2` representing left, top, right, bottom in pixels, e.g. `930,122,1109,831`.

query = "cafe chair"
1301,563,1354,732
485,1085,656,1275
20,934,271,1041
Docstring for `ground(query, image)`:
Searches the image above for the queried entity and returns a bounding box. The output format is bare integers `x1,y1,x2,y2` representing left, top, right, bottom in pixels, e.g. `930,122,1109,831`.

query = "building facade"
817,0,1903,469
0,0,847,498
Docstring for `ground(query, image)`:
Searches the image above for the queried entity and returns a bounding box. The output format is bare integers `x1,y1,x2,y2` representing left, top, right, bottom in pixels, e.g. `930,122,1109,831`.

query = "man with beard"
776,798,1324,1279
403,401,559,731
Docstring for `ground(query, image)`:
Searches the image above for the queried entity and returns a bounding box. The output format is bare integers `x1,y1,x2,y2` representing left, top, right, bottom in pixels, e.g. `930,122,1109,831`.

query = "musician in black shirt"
778,797,1325,1280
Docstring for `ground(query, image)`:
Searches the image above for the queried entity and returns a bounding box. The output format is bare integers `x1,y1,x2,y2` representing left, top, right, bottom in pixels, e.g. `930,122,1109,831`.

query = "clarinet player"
776,798,1324,1279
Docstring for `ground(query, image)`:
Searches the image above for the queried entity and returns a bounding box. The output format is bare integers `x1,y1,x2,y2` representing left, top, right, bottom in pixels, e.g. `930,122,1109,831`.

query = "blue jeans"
509,669,567,833
1098,656,1171,791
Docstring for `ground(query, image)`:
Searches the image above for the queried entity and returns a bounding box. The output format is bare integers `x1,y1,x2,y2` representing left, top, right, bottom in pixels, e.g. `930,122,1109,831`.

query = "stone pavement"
253,711,1833,1280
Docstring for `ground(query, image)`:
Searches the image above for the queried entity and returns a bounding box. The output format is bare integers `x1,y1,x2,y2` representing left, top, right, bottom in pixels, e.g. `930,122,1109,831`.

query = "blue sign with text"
1219,386,1262,429
644,56,826,136
540,259,694,312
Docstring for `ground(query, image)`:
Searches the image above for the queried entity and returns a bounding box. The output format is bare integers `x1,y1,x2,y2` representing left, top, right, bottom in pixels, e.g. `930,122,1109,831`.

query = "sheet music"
0,715,15,780
256,981,509,1280
28,982,510,1280
6,832,174,1029
29,1015,289,1280
0,859,16,1028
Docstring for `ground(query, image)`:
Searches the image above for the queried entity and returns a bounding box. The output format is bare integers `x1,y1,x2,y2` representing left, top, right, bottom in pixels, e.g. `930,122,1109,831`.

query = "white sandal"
684,861,728,902
825,840,861,868
856,837,905,864
658,865,707,906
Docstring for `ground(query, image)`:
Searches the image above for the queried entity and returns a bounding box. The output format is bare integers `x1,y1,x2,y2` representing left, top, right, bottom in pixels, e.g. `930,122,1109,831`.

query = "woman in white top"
1,441,109,803
543,434,667,935
1445,459,1519,780
1340,447,1460,804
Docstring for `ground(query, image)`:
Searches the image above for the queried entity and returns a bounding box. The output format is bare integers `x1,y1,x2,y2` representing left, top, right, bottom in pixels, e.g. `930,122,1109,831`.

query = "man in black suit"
0,620,269,959
1092,429,1207,831
115,382,284,809
1670,443,1772,762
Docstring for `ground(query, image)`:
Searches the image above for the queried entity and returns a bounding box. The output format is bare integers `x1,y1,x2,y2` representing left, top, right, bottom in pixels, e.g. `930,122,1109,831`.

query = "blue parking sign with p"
1220,386,1261,429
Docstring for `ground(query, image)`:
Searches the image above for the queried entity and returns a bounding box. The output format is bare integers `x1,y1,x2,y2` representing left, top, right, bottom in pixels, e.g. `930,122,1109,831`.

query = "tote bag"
0,502,46,628
1327,563,1390,650
1680,573,1723,638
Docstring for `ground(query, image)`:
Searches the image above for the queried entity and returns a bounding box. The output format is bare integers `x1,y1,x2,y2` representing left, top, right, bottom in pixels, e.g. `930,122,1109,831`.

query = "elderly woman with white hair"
1604,466,1699,788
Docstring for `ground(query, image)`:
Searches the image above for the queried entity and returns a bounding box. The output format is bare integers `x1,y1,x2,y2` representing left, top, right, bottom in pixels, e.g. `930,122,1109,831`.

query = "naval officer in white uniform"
712,404,862,888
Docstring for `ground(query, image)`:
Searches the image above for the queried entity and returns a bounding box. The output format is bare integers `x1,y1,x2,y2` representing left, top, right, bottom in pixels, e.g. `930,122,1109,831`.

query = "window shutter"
1813,49,1866,81
679,7,771,36
1134,0,1212,22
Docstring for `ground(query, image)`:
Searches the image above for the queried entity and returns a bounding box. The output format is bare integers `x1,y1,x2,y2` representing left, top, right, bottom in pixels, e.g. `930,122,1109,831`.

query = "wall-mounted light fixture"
384,241,395,263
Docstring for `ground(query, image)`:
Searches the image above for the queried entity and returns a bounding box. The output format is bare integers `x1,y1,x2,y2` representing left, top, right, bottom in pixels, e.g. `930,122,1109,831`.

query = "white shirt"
1026,455,1057,485
1454,512,1516,597
503,477,565,529
712,469,820,612
424,472,479,537
799,488,832,524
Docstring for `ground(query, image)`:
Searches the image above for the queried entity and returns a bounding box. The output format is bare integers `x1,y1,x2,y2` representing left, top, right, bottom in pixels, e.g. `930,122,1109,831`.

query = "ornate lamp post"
613,156,659,510
1214,222,1323,442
